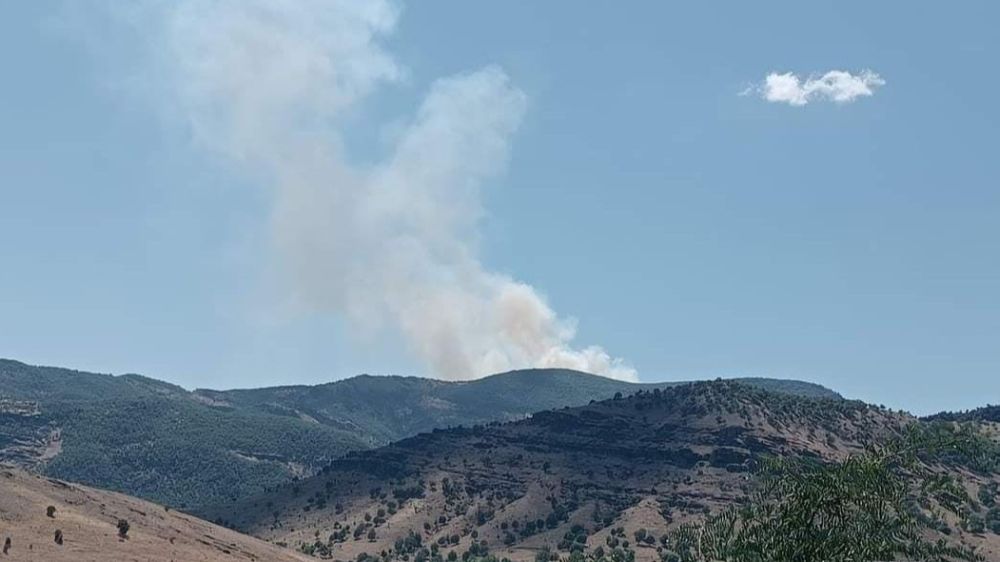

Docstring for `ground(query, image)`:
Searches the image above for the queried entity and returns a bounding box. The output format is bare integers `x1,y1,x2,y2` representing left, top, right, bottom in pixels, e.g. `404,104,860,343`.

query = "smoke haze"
100,0,636,381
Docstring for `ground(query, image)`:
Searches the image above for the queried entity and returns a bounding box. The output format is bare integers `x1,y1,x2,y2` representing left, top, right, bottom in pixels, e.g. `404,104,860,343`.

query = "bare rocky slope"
0,465,313,562
212,381,1000,561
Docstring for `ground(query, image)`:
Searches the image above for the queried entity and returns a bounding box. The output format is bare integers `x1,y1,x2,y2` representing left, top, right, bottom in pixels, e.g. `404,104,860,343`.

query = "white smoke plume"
98,0,636,381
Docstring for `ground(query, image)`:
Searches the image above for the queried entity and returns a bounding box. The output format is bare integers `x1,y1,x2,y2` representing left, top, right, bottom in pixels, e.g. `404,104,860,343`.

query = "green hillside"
0,359,368,509
0,358,840,510
195,368,841,445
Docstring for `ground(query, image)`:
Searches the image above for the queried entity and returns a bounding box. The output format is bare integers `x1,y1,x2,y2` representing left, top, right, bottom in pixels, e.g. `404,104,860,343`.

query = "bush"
986,507,1000,534
117,519,130,539
664,426,989,562
963,514,986,535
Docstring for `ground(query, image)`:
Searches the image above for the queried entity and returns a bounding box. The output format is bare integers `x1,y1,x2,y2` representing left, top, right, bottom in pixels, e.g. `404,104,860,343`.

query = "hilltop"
926,405,1000,424
192,368,840,445
0,358,837,511
210,381,1000,561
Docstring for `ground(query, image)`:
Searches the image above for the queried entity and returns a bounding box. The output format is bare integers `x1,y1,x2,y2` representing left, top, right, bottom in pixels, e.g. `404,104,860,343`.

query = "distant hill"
0,465,312,561
925,405,1000,423
192,368,841,445
211,381,1000,562
0,358,838,511
0,359,370,510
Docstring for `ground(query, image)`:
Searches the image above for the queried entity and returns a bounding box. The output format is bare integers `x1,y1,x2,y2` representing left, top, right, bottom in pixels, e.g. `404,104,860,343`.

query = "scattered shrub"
117,518,130,540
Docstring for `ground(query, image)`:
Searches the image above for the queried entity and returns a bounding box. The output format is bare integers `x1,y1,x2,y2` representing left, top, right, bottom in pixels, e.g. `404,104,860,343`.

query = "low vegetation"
663,423,998,561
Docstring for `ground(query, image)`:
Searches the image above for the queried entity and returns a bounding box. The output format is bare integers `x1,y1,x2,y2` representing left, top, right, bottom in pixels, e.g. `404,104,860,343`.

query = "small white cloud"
748,70,885,106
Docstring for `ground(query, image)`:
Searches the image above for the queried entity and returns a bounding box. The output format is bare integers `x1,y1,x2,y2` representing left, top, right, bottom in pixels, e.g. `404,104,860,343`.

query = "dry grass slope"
0,466,312,562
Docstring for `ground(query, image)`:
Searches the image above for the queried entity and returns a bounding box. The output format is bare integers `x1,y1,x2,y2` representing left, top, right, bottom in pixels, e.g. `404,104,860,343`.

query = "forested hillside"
0,358,839,511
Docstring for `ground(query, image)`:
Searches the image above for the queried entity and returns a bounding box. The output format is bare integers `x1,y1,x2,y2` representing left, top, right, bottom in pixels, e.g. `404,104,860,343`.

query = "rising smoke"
100,0,636,381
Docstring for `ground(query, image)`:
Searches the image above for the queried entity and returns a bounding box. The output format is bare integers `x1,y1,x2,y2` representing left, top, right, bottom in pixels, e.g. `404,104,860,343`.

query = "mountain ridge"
1,357,839,512
0,358,840,399
210,380,1000,561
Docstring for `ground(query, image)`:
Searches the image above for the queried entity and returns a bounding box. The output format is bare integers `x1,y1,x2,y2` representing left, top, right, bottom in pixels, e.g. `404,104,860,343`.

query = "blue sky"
1,2,997,414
